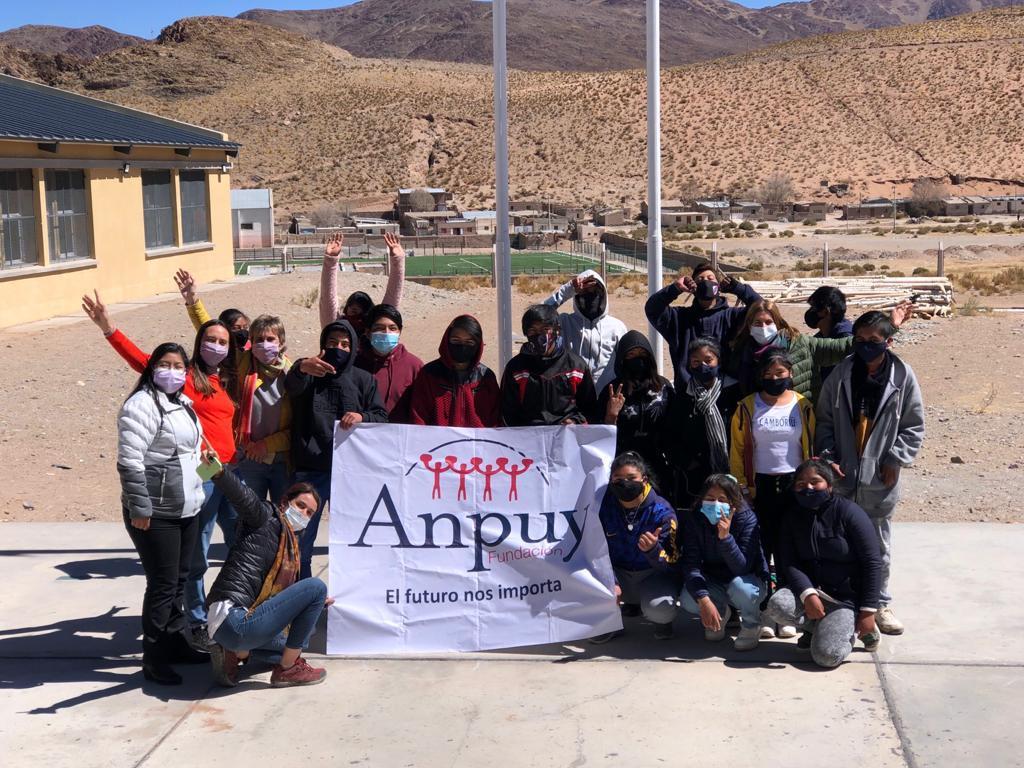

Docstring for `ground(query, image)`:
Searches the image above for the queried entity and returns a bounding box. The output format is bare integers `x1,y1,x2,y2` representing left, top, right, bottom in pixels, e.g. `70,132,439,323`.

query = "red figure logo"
470,458,502,502
420,452,536,502
420,454,453,499
496,457,533,501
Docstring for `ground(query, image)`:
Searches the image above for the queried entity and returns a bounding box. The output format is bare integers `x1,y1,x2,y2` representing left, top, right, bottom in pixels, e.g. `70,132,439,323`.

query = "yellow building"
0,73,239,328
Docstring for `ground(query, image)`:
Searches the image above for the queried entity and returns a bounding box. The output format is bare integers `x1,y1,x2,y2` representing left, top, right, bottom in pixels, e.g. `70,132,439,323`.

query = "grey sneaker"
876,606,905,635
189,624,214,652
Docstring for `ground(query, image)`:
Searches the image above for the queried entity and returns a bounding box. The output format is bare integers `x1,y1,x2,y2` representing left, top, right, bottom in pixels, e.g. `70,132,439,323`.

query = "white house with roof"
231,188,273,248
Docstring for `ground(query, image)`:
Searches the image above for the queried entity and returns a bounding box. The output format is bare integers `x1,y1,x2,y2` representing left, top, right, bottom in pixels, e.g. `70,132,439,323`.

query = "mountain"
238,0,1019,71
0,25,144,59
3,10,1022,214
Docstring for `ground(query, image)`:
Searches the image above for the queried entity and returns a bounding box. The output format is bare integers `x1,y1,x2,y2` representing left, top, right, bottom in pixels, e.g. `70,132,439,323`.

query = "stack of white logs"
740,277,955,318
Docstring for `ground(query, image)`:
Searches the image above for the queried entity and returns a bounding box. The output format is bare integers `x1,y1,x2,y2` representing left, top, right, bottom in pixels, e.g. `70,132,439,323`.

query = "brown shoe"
210,644,242,688
270,657,326,688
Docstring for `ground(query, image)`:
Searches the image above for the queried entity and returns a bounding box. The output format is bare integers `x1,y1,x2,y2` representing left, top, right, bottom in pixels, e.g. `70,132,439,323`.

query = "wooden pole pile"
740,276,955,318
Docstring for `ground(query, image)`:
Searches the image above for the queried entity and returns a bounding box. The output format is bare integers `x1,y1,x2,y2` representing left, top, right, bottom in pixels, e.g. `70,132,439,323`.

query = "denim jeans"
236,457,289,505
212,577,328,652
763,588,857,668
185,473,240,626
294,469,332,581
679,573,766,630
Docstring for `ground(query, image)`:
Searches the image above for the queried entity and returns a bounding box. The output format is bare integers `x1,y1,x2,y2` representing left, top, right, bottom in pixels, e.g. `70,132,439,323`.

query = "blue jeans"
185,473,240,626
212,577,328,652
680,574,766,630
294,470,331,581
236,457,289,505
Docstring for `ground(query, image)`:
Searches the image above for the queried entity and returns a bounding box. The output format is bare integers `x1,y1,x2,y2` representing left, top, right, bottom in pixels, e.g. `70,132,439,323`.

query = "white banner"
327,424,622,654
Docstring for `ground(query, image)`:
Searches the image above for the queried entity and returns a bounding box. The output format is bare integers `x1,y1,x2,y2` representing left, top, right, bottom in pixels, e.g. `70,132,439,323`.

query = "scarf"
248,510,300,615
851,351,892,421
688,376,730,473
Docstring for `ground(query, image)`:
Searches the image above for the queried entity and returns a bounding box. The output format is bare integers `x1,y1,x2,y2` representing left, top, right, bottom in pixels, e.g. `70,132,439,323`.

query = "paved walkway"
1,522,1021,767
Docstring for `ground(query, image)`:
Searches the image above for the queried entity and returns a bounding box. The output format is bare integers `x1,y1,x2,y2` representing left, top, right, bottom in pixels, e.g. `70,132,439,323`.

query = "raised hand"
81,290,114,335
605,383,626,424
325,232,344,260
299,350,336,378
174,269,197,305
638,526,663,553
891,299,914,328
674,275,696,294
383,231,405,260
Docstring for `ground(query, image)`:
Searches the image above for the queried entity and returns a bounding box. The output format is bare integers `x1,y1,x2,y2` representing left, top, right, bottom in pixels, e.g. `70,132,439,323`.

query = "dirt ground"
2,266,1022,524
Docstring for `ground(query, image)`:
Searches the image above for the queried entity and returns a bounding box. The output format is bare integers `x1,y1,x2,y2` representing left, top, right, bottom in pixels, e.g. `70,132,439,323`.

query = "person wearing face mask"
806,286,853,386
645,262,762,390
354,304,423,423
642,474,768,650
596,331,674,494
592,452,678,643
730,351,815,640
286,319,389,579
174,269,251,355
319,231,407,330
202,462,334,688
408,315,501,427
117,342,208,684
763,459,882,667
234,315,293,505
544,270,627,392
668,337,743,507
500,305,598,426
83,291,240,651
814,311,924,637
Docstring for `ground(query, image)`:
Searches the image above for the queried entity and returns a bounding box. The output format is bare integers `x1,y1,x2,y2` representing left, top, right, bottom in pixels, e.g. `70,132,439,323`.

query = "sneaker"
270,657,326,688
776,624,798,639
876,606,905,635
653,623,674,641
210,643,242,688
759,625,776,640
620,603,642,618
796,632,813,650
861,628,881,652
734,626,760,651
704,606,731,642
589,630,624,645
189,624,214,653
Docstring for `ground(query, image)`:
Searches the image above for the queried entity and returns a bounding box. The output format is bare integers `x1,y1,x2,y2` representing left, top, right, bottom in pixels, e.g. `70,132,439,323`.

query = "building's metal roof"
399,187,447,195
0,74,240,150
695,199,730,209
231,189,273,209
461,210,497,219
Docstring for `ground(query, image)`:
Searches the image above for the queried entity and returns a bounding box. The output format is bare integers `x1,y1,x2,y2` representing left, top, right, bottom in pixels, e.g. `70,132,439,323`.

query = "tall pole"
493,0,513,370
646,0,664,374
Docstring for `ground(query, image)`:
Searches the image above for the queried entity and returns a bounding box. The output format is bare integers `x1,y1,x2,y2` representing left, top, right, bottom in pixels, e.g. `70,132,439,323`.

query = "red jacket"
355,342,423,423
106,330,237,462
408,318,501,427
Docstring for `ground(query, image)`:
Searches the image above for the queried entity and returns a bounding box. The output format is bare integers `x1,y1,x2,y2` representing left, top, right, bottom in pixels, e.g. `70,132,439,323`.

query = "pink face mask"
200,341,229,367
253,341,280,364
153,368,186,394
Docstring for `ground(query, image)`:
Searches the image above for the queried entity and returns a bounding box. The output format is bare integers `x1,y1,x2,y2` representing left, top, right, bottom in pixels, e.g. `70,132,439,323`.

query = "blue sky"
0,0,790,39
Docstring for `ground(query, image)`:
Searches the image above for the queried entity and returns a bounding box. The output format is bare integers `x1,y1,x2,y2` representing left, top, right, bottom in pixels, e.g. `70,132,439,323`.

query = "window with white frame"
45,169,92,262
142,170,175,249
0,169,39,268
179,170,209,243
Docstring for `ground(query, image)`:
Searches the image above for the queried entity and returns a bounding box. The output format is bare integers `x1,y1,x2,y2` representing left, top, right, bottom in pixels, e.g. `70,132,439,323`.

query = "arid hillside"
2,10,1022,213
0,24,144,59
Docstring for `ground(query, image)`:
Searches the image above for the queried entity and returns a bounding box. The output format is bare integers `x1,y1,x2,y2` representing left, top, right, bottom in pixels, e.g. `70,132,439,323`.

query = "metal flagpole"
646,0,664,373
493,0,513,371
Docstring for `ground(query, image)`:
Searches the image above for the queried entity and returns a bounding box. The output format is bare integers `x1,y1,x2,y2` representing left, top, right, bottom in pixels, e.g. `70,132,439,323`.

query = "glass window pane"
1,169,38,267
179,170,208,243
45,170,91,262
142,170,174,248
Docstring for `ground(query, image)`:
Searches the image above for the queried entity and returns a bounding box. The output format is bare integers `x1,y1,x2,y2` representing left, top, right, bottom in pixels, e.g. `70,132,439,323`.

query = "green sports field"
403,251,629,277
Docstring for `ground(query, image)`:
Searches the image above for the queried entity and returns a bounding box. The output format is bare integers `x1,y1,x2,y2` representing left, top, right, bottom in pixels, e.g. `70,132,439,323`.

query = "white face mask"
750,324,778,346
284,504,309,532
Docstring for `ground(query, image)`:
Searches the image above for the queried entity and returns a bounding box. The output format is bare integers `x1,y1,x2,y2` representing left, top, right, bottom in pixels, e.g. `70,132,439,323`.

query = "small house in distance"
231,188,273,248
694,199,731,221
397,187,452,216
593,208,626,227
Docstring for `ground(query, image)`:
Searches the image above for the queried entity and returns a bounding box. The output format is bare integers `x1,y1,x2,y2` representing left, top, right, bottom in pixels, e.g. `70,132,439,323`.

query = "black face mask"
447,341,477,365
622,356,650,379
695,280,720,302
691,363,719,384
322,348,350,373
233,329,249,348
854,340,888,363
577,292,603,320
804,307,822,330
610,479,645,503
795,488,831,510
761,377,791,397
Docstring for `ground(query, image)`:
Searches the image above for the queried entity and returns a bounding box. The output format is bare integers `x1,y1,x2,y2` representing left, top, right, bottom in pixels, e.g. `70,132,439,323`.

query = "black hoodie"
500,342,597,426
285,319,389,472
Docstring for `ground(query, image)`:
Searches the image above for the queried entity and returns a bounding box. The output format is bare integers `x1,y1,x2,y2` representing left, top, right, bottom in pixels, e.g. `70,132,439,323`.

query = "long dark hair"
692,473,745,513
126,342,190,402
190,319,230,399
282,481,321,511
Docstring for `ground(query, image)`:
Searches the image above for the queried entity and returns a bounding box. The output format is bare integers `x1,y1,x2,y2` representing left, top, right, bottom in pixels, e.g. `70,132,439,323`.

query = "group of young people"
89,234,923,687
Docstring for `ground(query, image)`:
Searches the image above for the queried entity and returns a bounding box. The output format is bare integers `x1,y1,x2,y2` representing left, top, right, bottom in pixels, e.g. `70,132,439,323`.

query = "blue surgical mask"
700,500,730,525
370,331,400,355
284,504,309,532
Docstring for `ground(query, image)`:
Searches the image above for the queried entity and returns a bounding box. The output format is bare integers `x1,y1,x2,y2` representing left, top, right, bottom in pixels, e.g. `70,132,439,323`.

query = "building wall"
233,207,274,248
0,140,233,328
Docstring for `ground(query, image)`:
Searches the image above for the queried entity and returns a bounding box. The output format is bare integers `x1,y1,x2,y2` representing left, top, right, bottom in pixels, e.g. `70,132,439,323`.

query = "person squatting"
82,234,923,685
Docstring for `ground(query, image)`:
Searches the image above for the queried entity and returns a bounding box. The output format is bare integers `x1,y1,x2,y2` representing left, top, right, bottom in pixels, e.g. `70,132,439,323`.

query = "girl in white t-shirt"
730,351,815,639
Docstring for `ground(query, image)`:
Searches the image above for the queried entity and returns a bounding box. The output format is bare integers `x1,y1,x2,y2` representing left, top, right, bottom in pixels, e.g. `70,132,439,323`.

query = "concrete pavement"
1,522,1021,767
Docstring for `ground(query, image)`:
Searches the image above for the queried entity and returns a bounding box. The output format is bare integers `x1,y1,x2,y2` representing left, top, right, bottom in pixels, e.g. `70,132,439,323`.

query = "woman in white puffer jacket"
117,341,207,685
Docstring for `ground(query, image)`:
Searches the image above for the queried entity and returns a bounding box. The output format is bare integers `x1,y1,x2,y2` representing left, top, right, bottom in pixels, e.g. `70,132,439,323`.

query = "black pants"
753,472,795,582
123,510,200,651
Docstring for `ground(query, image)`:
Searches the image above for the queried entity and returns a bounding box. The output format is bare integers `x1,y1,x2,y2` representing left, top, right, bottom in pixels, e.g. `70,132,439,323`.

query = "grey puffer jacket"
814,354,925,515
117,385,204,520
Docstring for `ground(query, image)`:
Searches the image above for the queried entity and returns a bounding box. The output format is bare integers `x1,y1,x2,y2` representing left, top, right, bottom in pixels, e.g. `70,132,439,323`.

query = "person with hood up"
596,330,674,492
286,319,389,579
354,304,423,423
408,315,501,427
545,269,627,392
500,304,598,426
645,262,762,390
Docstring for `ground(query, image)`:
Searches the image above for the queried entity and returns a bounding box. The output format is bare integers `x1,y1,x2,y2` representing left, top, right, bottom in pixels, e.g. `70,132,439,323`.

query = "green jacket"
732,332,854,403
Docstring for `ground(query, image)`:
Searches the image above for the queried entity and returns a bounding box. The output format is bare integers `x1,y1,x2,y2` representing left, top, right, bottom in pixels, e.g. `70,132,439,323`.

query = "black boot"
163,630,210,664
142,639,182,685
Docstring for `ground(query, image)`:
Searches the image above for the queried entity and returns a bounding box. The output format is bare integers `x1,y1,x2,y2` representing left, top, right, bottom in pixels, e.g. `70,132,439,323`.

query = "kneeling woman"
763,459,882,668
593,452,677,643
202,462,332,687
